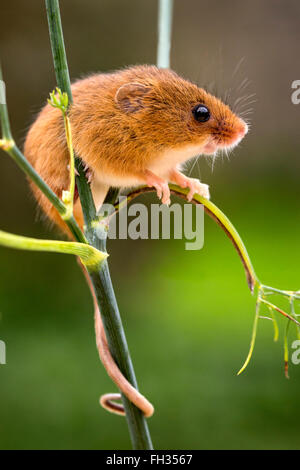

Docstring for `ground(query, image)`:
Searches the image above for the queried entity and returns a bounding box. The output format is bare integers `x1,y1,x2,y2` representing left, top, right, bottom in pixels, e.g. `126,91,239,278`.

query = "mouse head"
114,66,248,156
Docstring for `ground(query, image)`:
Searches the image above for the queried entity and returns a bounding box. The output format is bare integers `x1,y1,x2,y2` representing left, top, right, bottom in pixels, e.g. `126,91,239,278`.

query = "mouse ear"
115,82,151,113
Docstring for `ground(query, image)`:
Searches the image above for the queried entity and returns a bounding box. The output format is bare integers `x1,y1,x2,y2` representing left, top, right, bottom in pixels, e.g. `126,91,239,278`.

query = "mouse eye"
192,104,210,123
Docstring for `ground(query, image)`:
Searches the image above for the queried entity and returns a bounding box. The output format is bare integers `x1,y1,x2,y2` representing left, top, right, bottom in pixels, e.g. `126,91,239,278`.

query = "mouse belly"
90,141,207,209
147,143,207,179
90,170,143,210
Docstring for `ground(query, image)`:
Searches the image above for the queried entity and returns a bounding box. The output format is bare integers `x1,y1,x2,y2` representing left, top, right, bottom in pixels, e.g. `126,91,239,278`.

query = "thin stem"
157,0,173,68
237,297,261,375
88,223,154,449
47,88,75,217
114,185,258,292
284,318,290,378
0,64,86,245
45,0,97,236
64,115,75,210
0,229,107,270
260,298,300,327
0,70,12,141
4,144,85,245
261,284,300,301
113,186,300,376
45,0,153,450
268,307,279,342
290,297,300,340
45,1,72,102
103,187,120,208
7,143,66,214
88,255,154,449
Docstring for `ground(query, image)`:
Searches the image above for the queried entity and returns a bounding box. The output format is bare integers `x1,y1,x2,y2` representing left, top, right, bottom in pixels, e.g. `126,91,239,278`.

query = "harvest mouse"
24,65,248,233
23,65,248,417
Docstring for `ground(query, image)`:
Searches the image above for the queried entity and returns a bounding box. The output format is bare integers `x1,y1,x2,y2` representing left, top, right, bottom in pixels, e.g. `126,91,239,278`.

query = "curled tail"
79,260,154,418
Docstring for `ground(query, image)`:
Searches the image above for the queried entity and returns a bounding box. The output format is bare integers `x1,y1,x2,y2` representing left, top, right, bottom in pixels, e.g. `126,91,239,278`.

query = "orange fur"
24,65,247,233
23,65,248,418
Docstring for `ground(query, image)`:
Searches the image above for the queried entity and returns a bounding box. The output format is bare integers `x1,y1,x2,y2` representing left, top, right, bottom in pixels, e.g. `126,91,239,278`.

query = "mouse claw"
187,181,210,201
145,170,171,205
161,183,171,205
152,181,170,205
67,164,79,176
86,169,94,184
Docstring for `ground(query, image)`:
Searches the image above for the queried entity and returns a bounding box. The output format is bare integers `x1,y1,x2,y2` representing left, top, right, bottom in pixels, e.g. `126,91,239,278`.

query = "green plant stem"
0,66,86,245
261,284,300,300
45,2,72,101
157,0,173,68
64,114,76,210
6,143,66,215
45,0,153,450
119,186,300,376
115,185,258,292
0,229,107,269
260,298,300,326
0,66,12,141
45,0,97,233
237,298,261,375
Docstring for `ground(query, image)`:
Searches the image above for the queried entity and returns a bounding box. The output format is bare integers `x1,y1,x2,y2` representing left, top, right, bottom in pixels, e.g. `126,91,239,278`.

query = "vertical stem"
89,243,153,449
157,0,174,68
45,0,153,449
45,2,72,102
45,0,93,217
0,65,13,141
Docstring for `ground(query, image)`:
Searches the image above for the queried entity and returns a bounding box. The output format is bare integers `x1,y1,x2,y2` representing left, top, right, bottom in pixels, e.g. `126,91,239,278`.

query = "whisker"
188,154,199,176
232,57,245,79
233,93,256,108
207,152,218,172
196,155,201,178
239,110,254,118
237,100,257,111
236,77,251,93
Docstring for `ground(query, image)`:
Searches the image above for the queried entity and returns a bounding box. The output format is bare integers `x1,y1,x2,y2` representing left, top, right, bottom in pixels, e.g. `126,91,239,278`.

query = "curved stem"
115,185,258,292
237,297,261,375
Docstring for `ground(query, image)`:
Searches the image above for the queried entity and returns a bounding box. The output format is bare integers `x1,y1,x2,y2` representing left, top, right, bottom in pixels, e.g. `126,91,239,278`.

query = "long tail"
79,260,154,418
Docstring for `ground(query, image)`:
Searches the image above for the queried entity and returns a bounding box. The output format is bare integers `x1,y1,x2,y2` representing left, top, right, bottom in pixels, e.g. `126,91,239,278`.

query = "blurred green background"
0,0,300,450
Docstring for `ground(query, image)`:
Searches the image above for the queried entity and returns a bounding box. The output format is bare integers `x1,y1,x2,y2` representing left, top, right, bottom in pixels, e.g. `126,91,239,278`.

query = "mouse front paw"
169,170,210,201
186,178,210,201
